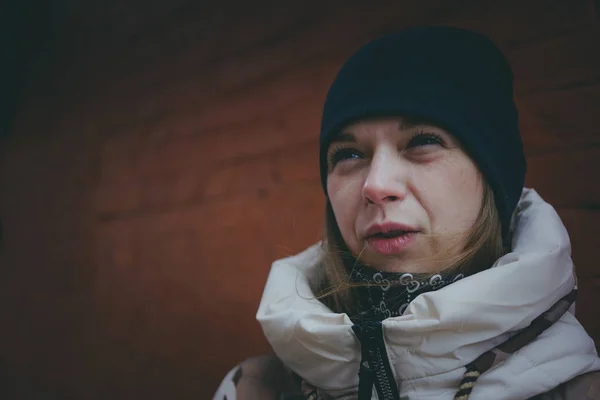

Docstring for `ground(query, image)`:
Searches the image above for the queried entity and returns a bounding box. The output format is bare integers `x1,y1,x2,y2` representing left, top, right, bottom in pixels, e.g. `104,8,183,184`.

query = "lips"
365,222,419,255
365,222,419,238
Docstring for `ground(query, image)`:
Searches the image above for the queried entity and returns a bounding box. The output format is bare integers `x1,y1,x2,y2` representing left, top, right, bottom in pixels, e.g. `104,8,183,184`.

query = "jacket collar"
257,189,600,399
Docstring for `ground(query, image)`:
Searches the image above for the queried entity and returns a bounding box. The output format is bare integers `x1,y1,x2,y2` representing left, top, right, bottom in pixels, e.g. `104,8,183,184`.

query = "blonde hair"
310,183,505,316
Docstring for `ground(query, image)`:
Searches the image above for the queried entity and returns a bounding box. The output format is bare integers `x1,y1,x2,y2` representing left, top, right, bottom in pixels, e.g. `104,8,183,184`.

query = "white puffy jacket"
255,189,600,399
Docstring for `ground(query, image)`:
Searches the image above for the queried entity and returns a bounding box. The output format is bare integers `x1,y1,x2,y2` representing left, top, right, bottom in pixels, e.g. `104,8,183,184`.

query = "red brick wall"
0,1,598,398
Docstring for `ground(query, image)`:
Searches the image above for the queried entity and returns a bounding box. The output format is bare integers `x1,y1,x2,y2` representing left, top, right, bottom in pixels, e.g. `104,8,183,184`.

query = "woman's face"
326,117,483,273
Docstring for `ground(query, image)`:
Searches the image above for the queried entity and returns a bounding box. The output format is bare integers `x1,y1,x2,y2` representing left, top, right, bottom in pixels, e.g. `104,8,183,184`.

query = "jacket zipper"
352,320,400,400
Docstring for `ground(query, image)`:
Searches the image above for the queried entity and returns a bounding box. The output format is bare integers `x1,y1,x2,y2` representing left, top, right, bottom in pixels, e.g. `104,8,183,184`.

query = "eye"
406,131,445,149
328,146,363,168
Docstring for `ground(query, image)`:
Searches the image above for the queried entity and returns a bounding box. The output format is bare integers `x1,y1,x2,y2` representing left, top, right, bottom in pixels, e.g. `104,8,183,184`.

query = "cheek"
420,158,483,233
327,175,362,245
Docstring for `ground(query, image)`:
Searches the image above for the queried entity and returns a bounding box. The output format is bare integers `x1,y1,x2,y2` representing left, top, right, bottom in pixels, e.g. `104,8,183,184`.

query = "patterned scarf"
349,264,467,321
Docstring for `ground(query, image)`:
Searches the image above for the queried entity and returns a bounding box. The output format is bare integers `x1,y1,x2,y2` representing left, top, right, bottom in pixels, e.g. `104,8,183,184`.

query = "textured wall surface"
0,1,599,398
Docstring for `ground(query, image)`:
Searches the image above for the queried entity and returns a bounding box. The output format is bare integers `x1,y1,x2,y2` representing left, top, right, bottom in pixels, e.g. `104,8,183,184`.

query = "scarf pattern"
350,265,466,320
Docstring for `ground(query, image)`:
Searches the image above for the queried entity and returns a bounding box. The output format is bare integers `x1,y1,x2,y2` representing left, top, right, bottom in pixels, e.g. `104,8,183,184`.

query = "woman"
213,26,600,400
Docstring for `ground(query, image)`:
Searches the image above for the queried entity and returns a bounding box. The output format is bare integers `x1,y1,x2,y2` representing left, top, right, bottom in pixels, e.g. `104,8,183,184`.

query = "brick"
77,3,436,132
133,229,203,286
2,165,93,227
70,1,340,97
139,170,204,210
271,139,320,184
93,220,138,303
95,180,323,305
96,132,142,216
526,147,600,207
59,2,389,116
23,1,599,148
575,276,600,345
95,182,141,216
143,3,429,128
93,220,272,381
202,157,273,198
95,220,136,271
556,209,600,278
133,97,323,177
125,189,268,237
518,115,564,156
98,159,137,194
509,26,600,95
92,6,599,173
260,180,325,258
423,0,595,47
195,225,273,303
100,127,141,159
211,0,597,94
517,84,600,154
191,59,335,133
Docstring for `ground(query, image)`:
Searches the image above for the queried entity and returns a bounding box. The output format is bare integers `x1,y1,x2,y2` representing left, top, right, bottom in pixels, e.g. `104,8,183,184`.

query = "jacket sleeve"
212,355,302,400
531,371,600,400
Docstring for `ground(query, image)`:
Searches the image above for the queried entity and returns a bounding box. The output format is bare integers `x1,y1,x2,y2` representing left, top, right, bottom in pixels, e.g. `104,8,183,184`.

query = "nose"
362,151,408,206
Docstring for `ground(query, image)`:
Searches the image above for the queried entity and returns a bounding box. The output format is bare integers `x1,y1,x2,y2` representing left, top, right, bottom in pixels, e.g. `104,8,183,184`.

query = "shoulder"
532,371,600,400
212,355,301,400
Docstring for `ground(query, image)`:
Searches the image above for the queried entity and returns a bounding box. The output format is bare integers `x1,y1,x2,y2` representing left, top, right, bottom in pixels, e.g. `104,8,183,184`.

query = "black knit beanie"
319,26,526,240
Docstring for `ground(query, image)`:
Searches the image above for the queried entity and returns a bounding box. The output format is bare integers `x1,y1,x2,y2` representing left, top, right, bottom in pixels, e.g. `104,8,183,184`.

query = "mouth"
365,222,419,238
368,229,417,238
365,223,420,255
